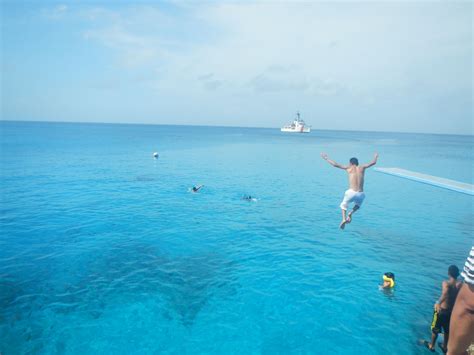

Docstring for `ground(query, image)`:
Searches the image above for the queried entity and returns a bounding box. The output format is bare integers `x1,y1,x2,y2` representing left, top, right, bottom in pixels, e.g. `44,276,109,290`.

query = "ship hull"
280,127,311,133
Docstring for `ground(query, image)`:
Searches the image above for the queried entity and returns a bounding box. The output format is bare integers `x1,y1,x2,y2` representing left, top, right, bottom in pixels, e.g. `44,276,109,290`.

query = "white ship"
280,112,311,133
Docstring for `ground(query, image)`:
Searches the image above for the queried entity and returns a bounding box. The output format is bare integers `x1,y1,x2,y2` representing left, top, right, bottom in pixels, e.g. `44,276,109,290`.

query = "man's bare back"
321,153,378,229
347,165,366,192
427,265,461,352
439,279,462,311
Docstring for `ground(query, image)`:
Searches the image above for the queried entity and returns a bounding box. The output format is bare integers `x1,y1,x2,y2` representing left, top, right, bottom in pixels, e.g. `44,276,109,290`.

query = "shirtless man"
447,246,474,355
321,152,378,229
426,265,462,353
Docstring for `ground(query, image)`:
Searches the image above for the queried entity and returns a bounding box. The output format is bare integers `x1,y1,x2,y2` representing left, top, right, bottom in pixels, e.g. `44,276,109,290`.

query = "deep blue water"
1,121,473,354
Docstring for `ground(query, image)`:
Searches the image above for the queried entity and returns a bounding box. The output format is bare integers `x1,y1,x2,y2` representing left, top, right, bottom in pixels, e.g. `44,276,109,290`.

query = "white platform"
374,167,474,196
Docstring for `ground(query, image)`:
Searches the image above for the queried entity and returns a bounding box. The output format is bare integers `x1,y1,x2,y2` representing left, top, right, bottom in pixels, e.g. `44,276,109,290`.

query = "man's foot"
423,340,435,352
437,342,447,353
347,210,355,223
339,219,347,229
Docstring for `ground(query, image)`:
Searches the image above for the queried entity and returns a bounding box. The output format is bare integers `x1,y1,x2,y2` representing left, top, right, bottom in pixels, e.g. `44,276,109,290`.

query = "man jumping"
321,152,378,229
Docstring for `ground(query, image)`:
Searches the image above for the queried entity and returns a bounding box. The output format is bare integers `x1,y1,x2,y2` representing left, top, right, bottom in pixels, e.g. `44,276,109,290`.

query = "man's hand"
362,152,379,169
435,303,441,312
321,153,346,169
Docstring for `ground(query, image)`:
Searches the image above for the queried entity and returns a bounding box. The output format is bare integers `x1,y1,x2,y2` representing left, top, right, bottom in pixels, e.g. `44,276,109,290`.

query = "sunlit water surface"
1,122,473,354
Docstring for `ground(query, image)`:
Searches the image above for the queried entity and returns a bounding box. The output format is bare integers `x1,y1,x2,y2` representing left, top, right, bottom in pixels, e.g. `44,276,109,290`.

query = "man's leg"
346,205,360,223
339,190,355,229
428,331,438,350
447,283,474,355
340,208,348,229
442,331,449,353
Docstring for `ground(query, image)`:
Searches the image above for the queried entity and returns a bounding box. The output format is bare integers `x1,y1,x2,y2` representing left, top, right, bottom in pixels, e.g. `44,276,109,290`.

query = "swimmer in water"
321,152,378,229
380,272,395,289
242,195,256,201
191,185,204,193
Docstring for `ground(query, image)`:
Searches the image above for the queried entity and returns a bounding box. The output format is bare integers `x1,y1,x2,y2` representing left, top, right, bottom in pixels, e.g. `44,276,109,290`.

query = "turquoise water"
1,121,473,354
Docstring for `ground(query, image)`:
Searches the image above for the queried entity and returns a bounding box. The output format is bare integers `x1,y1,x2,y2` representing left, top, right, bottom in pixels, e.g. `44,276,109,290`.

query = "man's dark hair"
448,265,460,279
349,157,359,166
384,272,395,280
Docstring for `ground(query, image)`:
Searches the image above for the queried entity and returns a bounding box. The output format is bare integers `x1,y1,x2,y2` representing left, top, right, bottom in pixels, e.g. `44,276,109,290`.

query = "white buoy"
153,152,159,159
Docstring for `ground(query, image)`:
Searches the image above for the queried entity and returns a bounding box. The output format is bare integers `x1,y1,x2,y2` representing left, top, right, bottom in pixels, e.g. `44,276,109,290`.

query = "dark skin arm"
435,281,449,312
192,184,204,192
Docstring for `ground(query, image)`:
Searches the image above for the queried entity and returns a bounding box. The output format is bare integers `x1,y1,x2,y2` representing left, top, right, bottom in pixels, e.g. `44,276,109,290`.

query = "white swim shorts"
340,189,365,210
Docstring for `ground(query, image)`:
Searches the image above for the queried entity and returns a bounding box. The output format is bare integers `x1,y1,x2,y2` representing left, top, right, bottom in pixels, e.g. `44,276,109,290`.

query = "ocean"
1,121,472,354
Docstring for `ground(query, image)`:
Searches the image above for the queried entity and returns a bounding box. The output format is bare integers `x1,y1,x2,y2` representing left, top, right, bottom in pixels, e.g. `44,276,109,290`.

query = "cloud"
89,72,157,90
247,66,349,97
43,4,68,20
197,73,224,91
80,7,121,22
312,78,347,97
55,1,470,131
198,73,214,81
81,4,470,93
81,5,189,69
249,66,310,93
84,26,163,67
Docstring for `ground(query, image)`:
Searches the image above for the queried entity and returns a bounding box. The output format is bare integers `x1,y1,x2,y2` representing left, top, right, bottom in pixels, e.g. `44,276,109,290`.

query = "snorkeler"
425,265,461,353
242,195,257,201
321,152,378,229
380,272,395,289
191,185,204,193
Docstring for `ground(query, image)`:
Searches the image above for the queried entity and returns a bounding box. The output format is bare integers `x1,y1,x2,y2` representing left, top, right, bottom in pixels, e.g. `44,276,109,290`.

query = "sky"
1,0,472,134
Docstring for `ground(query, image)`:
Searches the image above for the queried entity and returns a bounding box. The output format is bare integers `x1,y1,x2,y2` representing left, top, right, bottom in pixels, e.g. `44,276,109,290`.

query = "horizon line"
1,119,473,137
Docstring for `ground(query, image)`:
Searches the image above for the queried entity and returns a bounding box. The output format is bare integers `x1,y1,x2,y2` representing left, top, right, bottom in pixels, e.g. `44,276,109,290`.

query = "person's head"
349,157,359,166
448,265,460,279
384,272,395,281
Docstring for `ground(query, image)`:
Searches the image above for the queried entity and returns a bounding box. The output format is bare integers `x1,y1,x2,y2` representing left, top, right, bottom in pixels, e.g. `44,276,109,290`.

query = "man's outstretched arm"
321,153,348,169
362,153,378,169
435,281,449,312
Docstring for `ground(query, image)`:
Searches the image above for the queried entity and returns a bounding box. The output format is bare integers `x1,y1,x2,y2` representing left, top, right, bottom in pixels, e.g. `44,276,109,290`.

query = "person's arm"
321,153,348,170
447,282,474,354
362,152,378,169
435,281,449,311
